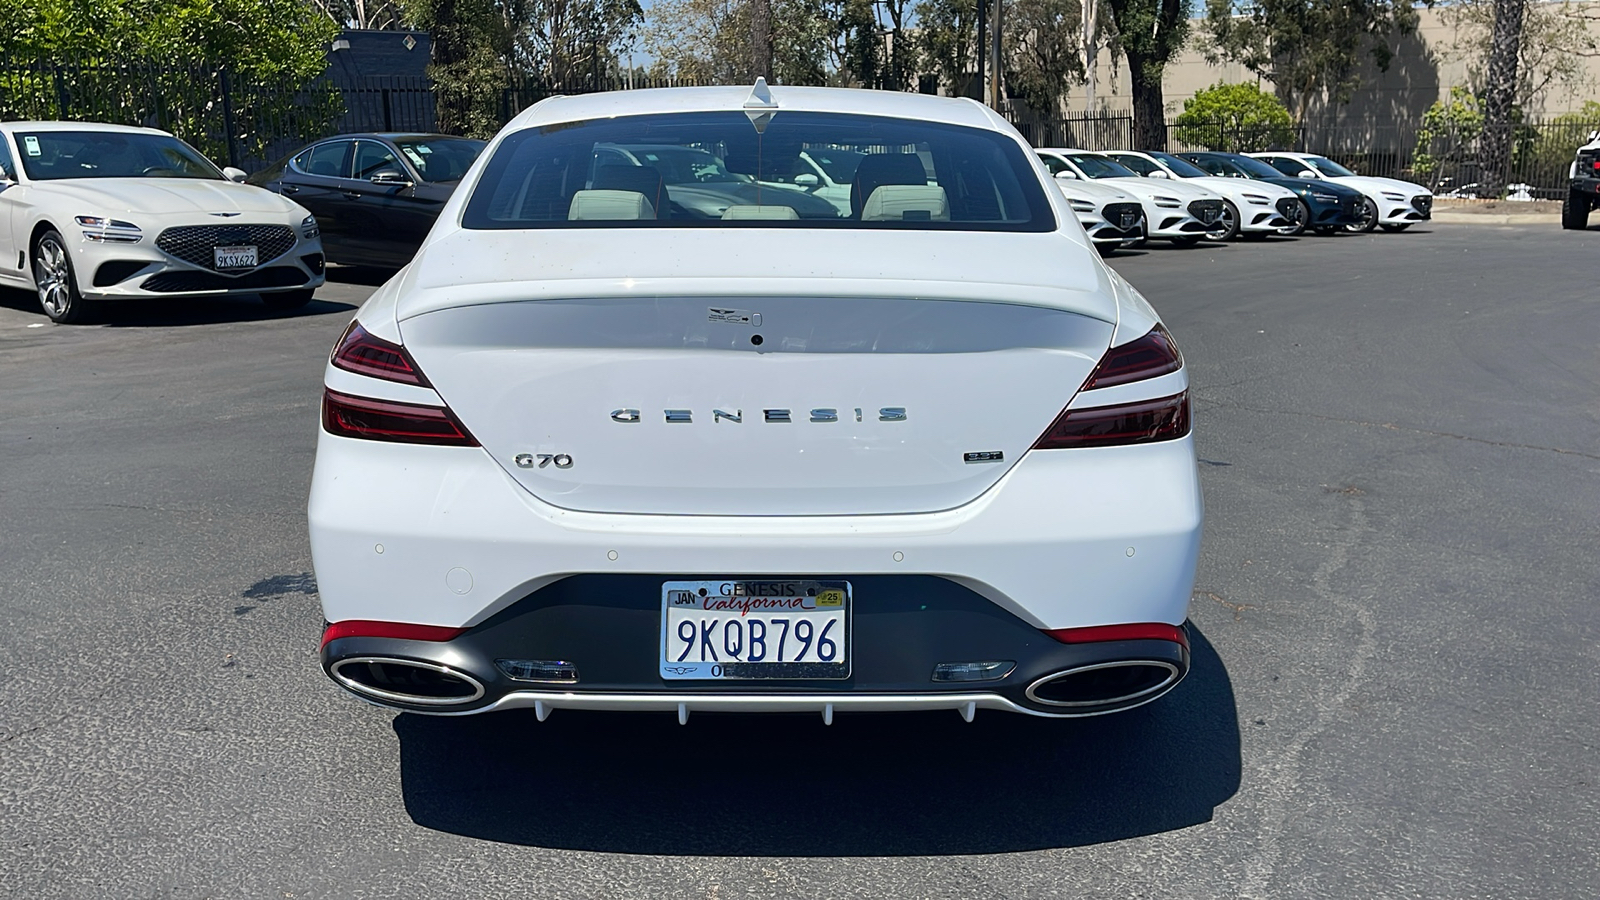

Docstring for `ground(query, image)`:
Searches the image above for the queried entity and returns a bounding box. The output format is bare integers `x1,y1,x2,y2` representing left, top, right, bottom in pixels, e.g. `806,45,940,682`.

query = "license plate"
1119,212,1139,229
660,580,850,680
1200,208,1218,223
214,245,258,269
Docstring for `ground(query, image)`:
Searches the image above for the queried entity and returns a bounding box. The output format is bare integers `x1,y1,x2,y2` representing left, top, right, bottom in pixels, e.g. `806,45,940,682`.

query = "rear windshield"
461,111,1054,231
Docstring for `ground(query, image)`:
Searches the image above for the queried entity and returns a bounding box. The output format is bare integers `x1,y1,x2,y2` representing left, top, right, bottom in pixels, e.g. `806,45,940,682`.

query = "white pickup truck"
1564,132,1600,230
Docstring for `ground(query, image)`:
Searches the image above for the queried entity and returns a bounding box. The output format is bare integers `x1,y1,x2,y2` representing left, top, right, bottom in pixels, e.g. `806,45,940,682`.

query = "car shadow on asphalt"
0,286,355,326
326,265,400,287
394,627,1241,855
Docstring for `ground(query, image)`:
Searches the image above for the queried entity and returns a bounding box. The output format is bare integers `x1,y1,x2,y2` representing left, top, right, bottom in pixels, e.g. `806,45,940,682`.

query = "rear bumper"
309,430,1203,715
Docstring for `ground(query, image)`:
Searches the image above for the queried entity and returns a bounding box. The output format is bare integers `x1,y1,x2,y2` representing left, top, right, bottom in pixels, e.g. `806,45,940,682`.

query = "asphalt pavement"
1,225,1596,899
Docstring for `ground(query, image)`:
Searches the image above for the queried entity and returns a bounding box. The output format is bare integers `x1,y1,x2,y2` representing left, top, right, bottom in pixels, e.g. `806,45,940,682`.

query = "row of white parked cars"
1039,147,1434,254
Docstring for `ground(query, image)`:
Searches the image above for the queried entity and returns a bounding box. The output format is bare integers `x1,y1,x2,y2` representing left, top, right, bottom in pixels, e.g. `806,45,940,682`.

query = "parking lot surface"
1,226,1596,899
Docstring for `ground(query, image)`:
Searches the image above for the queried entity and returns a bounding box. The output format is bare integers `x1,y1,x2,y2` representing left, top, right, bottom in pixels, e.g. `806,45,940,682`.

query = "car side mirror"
370,169,413,186
1298,170,1318,179
792,173,820,188
1147,170,1170,179
222,166,248,183
1054,170,1078,180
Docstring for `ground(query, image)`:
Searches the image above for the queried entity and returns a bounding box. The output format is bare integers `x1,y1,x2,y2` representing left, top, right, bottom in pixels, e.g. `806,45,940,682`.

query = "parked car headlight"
1068,198,1096,213
75,215,142,243
1309,191,1339,204
1243,194,1270,205
1153,195,1182,208
1382,191,1406,201
301,214,320,239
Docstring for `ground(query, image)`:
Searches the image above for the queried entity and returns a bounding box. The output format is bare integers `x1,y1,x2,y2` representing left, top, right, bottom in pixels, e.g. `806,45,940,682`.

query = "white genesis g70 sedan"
310,84,1203,722
0,122,326,323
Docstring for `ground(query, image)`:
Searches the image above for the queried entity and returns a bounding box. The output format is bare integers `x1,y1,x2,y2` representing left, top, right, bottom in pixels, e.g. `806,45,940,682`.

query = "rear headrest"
721,205,799,220
851,154,928,218
568,190,657,221
860,185,951,222
593,165,666,216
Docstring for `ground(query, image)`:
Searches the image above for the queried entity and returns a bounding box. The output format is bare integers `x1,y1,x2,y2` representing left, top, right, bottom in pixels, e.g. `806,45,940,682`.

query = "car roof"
505,85,1008,133
0,121,171,137
313,133,482,143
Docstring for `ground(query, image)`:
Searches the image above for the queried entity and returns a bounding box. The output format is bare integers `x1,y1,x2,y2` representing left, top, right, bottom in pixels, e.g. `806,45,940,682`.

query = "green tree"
1104,0,1192,150
1201,0,1419,121
1173,81,1295,151
1410,85,1485,190
1005,0,1085,119
913,0,981,98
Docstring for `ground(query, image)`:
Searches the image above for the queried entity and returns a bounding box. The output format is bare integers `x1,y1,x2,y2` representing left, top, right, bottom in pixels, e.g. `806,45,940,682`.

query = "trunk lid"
402,294,1114,516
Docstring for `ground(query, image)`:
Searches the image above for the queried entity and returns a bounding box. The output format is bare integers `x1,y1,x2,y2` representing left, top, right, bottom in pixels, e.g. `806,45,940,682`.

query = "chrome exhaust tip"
329,656,486,707
1024,659,1184,714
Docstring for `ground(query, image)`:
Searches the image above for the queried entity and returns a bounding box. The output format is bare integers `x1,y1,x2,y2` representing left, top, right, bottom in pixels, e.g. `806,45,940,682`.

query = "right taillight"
1032,324,1190,450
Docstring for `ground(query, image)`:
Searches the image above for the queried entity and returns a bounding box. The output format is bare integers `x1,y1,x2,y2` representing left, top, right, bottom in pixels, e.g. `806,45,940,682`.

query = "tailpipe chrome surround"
329,656,486,708
1024,659,1184,715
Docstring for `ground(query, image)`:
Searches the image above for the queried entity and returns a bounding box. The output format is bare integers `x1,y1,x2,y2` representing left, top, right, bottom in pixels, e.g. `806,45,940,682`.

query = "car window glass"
1110,153,1158,176
1148,152,1210,178
1308,156,1357,177
1181,154,1234,177
1264,157,1301,176
301,141,350,178
1064,153,1139,179
393,137,485,182
1231,155,1289,179
463,111,1054,231
355,141,402,179
1037,154,1069,175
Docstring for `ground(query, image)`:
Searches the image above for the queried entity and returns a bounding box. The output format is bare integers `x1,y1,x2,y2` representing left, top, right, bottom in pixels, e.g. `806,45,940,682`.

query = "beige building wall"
1066,2,1600,125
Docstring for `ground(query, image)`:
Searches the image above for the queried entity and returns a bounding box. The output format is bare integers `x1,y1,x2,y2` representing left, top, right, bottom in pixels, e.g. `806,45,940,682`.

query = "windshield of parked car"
1147,152,1210,179
1064,153,1140,179
462,111,1054,230
1227,155,1288,179
13,131,222,181
1304,155,1357,178
394,137,486,182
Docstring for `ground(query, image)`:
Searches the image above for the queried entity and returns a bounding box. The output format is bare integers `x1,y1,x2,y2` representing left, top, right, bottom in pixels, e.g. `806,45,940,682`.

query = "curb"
1427,212,1557,225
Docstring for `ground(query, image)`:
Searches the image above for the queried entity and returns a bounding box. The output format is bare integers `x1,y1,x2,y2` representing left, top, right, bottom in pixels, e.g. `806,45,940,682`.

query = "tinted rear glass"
461,111,1054,231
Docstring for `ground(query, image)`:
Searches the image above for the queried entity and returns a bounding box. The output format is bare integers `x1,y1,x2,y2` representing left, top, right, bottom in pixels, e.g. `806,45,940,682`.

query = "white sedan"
1248,151,1433,232
1052,177,1146,253
1105,150,1300,239
0,122,325,323
311,83,1202,722
1037,148,1226,246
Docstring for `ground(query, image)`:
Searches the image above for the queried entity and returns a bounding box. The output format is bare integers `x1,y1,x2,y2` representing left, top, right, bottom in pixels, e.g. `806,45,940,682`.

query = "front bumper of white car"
1235,197,1293,233
310,426,1203,718
1371,193,1432,225
70,220,326,300
1143,198,1223,240
1077,201,1145,247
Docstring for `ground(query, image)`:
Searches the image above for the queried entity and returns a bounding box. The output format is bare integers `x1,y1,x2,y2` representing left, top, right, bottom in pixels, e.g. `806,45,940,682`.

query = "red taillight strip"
322,620,467,647
1033,392,1190,450
1085,324,1183,390
322,389,480,446
331,321,431,387
1044,623,1189,648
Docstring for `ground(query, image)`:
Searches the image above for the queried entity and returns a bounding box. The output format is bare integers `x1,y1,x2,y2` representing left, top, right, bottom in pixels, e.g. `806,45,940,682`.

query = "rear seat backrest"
850,154,929,219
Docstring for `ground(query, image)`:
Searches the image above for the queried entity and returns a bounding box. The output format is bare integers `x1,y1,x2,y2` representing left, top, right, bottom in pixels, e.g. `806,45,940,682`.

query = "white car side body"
0,121,324,300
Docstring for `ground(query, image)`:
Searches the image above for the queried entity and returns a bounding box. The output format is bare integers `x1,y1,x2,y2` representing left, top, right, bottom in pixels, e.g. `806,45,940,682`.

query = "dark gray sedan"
249,133,485,267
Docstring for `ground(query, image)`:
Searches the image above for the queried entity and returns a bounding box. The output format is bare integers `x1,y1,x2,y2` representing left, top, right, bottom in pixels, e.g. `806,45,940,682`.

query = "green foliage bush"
1173,82,1296,152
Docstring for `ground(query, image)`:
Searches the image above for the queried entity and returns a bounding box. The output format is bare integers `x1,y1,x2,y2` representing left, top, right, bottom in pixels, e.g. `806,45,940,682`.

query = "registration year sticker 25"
659,580,851,681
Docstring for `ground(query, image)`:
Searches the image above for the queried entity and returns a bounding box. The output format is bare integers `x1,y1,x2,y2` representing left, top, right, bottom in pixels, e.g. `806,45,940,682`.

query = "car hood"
1052,179,1136,203
1259,177,1364,198
1097,176,1218,203
395,227,1118,323
32,178,299,216
1184,176,1298,201
1331,175,1430,196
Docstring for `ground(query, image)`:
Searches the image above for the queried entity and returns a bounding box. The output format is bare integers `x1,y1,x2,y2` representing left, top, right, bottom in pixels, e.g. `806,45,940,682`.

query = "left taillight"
323,321,478,446
1032,324,1190,450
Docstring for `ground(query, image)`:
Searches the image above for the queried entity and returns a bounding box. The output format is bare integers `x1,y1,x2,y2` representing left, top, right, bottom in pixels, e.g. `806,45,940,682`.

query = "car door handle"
340,190,361,199
280,184,299,194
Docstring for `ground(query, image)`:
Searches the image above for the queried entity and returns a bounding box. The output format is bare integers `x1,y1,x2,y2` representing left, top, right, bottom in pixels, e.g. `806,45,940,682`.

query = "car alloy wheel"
1345,198,1379,233
34,230,96,324
1278,198,1309,236
1207,200,1241,240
